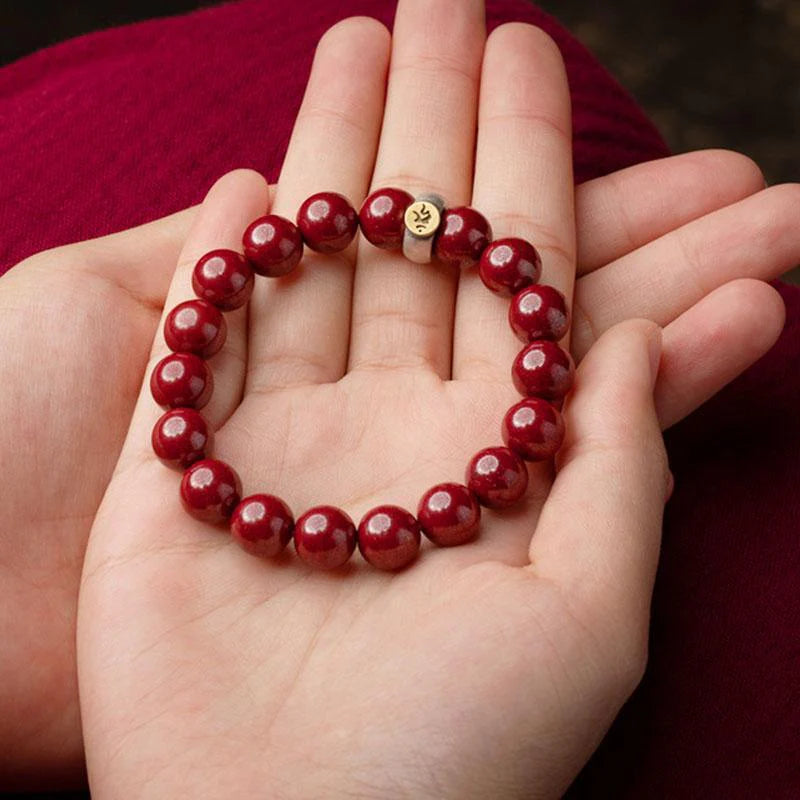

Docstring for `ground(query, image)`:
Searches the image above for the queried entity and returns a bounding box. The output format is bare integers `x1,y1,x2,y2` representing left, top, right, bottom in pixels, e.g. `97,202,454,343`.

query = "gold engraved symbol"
412,204,431,230
404,200,441,239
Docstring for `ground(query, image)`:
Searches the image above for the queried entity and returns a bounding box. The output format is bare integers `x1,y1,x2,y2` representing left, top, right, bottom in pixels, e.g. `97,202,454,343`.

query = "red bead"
151,408,212,468
417,483,481,547
150,352,213,409
230,494,294,558
509,285,569,343
191,249,254,311
358,187,414,250
242,214,304,277
511,340,574,401
164,299,227,358
180,458,241,523
357,505,421,571
466,446,529,509
296,192,358,253
502,398,565,461
478,237,542,296
294,506,356,570
434,207,492,270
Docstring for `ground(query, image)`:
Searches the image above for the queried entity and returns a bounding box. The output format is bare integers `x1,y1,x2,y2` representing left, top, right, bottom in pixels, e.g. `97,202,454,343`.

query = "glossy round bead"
164,299,227,358
180,458,242,523
466,446,529,509
433,206,492,270
230,494,294,558
242,214,304,277
294,506,356,570
150,352,213,409
359,187,414,250
357,505,421,571
417,483,481,547
151,408,212,468
502,398,565,462
509,284,569,343
296,192,358,253
191,249,254,310
478,237,542,296
511,340,574,401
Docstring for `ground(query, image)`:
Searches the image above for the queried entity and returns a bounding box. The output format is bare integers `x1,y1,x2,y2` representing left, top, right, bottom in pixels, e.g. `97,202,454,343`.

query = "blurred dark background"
1,0,797,185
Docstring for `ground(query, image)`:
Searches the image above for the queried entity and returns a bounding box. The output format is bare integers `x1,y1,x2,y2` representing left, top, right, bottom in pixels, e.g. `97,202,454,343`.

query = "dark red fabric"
0,1,797,797
0,0,667,271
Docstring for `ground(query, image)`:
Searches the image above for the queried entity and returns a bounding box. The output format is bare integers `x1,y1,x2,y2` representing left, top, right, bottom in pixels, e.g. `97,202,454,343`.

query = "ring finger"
452,22,575,384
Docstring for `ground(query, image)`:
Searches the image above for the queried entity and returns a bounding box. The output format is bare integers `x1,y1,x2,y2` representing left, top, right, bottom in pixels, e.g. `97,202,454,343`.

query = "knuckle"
296,103,369,139
489,213,575,268
392,52,478,91
370,172,451,201
249,349,335,392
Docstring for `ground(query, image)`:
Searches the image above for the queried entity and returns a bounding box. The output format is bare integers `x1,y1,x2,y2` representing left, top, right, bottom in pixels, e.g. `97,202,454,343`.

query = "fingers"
572,183,800,361
576,149,765,275
347,0,485,376
245,17,390,393
451,23,574,382
116,169,269,470
655,278,785,428
530,319,669,646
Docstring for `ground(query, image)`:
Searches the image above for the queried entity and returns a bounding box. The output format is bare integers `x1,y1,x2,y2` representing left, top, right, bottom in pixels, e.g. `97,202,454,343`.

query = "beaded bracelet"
150,188,573,572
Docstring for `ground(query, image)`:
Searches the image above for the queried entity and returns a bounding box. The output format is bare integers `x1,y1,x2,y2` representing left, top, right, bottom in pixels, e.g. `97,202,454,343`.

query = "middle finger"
347,0,486,376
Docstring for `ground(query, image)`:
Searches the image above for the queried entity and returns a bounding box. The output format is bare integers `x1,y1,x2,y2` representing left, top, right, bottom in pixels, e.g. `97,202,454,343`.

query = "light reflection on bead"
243,214,304,277
466,446,528,508
502,398,565,461
164,300,227,358
478,237,542,296
509,284,569,342
418,483,481,546
294,505,356,569
180,458,241,523
230,494,294,558
357,505,421,571
511,340,574,400
151,407,211,468
150,352,213,409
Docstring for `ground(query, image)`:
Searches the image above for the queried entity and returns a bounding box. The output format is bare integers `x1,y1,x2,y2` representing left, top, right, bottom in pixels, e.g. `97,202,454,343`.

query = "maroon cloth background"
0,0,797,796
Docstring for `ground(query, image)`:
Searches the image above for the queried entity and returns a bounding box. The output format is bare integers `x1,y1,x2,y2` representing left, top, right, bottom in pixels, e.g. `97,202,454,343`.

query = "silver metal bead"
402,193,446,264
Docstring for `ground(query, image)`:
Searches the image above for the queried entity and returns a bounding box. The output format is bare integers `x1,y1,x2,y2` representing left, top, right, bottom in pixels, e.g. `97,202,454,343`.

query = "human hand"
73,2,791,798
2,0,795,789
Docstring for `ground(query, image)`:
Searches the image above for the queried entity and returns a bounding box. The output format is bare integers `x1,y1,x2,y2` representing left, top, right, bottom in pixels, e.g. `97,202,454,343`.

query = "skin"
1,0,796,792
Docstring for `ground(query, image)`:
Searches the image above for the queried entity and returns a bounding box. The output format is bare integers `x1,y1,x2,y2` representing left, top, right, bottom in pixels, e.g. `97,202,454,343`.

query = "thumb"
528,319,670,643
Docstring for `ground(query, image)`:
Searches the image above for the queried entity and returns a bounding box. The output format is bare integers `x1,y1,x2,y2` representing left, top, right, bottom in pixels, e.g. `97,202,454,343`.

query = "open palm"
79,183,664,797
3,0,795,791
82,319,664,799
75,3,793,797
